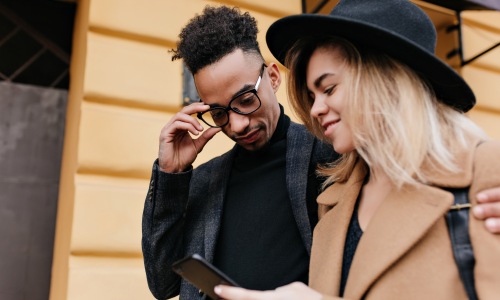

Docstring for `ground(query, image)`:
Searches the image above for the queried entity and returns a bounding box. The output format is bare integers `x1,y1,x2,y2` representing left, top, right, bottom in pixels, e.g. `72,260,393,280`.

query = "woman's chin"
332,143,354,154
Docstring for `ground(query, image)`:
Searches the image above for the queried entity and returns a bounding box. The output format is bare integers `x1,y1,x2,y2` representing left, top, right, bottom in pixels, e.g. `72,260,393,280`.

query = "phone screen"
172,254,240,299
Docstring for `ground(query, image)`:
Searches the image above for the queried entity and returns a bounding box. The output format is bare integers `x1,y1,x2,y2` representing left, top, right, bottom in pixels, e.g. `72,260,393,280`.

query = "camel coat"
309,139,500,300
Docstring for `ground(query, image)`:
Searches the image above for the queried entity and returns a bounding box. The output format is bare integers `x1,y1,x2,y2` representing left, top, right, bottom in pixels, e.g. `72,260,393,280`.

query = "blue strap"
445,187,478,300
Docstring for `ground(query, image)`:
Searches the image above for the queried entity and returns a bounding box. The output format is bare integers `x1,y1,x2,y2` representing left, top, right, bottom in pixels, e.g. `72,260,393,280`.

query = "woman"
215,0,500,299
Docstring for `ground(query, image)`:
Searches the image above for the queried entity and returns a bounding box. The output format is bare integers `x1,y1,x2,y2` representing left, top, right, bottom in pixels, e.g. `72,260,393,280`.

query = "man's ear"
267,62,282,93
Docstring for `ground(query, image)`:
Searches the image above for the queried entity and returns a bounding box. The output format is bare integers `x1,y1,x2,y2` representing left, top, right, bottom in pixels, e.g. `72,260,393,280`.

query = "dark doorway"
0,1,76,299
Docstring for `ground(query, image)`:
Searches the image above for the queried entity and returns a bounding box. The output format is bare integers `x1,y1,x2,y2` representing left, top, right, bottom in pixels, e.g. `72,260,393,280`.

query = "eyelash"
307,84,336,102
325,85,336,95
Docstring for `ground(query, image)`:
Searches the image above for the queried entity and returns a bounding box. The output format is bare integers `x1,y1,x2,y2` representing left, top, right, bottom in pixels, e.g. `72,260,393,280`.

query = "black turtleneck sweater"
212,107,309,290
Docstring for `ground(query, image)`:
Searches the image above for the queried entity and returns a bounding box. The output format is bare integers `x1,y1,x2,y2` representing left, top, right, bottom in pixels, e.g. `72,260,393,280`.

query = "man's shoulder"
288,120,316,139
287,121,330,147
289,122,338,162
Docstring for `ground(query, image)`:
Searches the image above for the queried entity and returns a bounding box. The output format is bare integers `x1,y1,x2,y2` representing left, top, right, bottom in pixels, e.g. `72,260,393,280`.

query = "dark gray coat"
142,121,336,299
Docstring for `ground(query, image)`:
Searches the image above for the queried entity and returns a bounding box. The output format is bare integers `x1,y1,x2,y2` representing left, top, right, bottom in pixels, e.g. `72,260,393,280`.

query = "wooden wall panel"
85,32,181,109
67,257,150,300
415,2,500,137
462,11,500,70
469,109,500,140
89,0,208,43
217,0,300,16
71,175,148,254
461,9,500,138
463,66,500,111
88,0,300,45
77,102,168,178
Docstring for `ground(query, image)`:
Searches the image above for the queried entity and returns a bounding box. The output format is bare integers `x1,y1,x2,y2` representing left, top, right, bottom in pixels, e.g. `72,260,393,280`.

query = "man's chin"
236,138,268,151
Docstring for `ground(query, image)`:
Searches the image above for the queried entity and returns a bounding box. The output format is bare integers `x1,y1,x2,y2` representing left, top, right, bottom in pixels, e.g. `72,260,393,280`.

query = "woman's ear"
267,62,282,93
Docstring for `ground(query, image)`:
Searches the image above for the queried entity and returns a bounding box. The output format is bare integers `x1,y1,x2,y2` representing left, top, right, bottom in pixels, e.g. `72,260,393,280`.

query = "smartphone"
172,253,240,300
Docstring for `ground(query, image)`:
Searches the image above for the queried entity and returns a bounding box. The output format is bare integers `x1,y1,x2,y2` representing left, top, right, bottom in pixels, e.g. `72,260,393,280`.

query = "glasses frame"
197,63,267,128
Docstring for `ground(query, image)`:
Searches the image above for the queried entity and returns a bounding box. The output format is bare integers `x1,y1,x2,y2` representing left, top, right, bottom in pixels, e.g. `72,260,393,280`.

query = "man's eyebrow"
210,84,254,107
231,84,254,99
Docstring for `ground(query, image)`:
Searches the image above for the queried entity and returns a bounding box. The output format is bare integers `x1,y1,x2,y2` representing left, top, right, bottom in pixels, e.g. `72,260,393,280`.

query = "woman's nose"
310,96,328,119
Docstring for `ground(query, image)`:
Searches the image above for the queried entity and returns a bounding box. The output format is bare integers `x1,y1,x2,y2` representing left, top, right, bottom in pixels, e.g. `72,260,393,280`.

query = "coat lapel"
344,183,453,299
203,147,237,262
309,161,366,295
286,123,316,255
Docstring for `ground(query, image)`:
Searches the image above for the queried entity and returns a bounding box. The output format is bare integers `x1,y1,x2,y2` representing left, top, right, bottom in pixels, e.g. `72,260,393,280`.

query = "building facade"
48,0,500,299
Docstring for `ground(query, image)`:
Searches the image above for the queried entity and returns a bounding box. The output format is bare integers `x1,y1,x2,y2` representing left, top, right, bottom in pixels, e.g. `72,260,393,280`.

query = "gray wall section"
0,82,67,300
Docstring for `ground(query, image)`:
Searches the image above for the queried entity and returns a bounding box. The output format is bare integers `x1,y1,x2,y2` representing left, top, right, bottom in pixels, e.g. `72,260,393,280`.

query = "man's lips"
235,129,260,143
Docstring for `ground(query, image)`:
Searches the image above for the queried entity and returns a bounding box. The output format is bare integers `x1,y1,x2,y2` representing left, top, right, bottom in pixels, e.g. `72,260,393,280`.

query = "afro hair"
171,6,263,74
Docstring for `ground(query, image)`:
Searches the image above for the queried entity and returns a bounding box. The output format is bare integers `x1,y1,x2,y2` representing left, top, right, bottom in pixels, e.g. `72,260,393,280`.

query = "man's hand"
474,187,500,233
214,282,322,300
158,102,221,173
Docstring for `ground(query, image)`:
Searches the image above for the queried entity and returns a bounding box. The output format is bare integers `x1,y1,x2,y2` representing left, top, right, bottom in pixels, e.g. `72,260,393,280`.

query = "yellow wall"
461,10,500,136
51,1,500,299
414,1,500,139
50,1,301,299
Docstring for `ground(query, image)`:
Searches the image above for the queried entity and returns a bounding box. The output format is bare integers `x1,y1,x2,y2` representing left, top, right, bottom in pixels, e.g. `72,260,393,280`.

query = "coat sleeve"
141,160,192,299
469,140,500,300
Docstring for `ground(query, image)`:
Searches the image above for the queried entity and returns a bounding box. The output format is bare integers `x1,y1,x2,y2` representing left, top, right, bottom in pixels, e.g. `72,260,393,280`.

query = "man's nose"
227,111,250,134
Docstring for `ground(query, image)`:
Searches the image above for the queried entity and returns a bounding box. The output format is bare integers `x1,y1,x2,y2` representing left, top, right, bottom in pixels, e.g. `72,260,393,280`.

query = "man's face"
194,49,281,151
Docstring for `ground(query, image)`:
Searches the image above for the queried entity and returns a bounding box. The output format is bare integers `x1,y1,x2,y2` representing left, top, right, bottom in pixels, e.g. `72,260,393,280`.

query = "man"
142,5,500,300
142,6,334,299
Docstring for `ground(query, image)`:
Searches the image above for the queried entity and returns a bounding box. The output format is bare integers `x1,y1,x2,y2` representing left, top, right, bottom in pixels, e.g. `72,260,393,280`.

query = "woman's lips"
323,119,340,135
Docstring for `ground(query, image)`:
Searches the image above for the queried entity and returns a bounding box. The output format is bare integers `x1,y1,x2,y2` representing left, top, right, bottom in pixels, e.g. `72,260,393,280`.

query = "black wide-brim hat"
266,0,475,112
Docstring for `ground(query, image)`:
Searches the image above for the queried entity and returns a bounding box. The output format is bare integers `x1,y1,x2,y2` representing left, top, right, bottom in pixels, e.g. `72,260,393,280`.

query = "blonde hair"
286,37,487,189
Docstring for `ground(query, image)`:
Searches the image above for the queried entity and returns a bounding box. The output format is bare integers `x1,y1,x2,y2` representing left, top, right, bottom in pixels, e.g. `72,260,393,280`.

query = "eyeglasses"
197,64,267,128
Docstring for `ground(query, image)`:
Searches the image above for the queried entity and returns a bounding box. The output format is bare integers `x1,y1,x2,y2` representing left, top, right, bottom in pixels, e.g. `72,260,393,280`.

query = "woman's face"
306,46,355,154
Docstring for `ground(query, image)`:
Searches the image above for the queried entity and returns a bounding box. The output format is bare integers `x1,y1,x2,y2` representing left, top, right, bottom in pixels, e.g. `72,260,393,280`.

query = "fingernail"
486,219,497,229
473,206,483,217
476,193,488,202
214,286,221,294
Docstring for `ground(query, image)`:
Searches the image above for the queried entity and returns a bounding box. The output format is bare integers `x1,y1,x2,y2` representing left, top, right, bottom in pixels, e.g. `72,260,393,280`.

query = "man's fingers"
179,102,211,116
162,103,210,132
166,112,205,133
476,187,500,203
473,202,500,233
474,202,500,219
193,127,221,153
473,187,500,233
485,218,500,233
163,120,204,140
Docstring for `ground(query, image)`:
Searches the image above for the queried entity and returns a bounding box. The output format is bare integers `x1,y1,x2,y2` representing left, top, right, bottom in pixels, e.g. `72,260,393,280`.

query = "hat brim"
266,14,475,112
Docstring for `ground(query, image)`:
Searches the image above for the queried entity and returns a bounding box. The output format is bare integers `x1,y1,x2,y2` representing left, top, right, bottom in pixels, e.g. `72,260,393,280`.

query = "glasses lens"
230,91,261,114
201,108,228,127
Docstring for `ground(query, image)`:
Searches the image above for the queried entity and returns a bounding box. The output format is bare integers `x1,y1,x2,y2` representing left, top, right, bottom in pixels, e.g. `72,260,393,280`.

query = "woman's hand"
214,282,322,300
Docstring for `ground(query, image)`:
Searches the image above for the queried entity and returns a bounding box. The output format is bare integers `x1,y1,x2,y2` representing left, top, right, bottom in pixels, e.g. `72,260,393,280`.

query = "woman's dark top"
340,198,363,296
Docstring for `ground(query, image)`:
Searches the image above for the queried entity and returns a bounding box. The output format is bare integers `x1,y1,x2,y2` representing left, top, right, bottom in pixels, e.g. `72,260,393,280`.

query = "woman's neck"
358,169,393,231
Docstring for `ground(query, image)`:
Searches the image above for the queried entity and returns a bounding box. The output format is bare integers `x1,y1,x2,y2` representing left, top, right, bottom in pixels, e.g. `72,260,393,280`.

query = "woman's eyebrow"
313,73,335,88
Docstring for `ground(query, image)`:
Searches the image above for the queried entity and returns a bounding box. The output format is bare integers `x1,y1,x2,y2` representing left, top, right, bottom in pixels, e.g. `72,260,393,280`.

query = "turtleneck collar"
269,104,289,144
